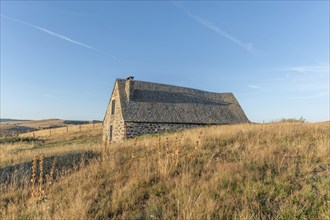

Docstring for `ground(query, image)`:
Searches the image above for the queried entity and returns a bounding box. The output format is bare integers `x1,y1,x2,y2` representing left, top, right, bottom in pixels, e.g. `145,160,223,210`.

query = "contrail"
1,14,101,52
172,2,255,53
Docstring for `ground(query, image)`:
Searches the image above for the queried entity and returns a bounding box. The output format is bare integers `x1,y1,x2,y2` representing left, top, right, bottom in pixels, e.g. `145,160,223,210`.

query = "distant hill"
0,119,102,136
0,119,64,136
0,118,31,122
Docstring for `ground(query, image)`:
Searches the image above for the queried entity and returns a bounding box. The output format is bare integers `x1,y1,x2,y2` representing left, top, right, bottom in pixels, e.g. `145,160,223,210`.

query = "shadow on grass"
0,151,101,185
0,136,44,145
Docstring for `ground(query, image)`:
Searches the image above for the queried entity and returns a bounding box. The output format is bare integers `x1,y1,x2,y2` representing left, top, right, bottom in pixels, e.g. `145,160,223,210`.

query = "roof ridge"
117,78,231,94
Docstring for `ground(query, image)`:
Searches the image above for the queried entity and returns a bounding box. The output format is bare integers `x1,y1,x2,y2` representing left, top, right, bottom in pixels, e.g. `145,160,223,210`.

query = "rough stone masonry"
103,77,249,143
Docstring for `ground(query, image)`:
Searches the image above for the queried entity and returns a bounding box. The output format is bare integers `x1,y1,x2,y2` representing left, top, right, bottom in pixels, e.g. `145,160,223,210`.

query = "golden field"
0,121,329,219
0,119,65,136
0,119,101,137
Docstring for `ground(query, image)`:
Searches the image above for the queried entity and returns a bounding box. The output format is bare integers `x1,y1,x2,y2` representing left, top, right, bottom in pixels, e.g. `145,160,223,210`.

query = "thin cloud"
1,14,101,53
289,92,329,100
252,64,329,98
248,84,260,89
41,94,57,99
172,2,255,53
283,65,329,73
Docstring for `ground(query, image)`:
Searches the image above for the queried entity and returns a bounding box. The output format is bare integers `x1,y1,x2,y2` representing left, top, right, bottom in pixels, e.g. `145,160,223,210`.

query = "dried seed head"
31,154,39,197
31,154,38,183
39,154,45,193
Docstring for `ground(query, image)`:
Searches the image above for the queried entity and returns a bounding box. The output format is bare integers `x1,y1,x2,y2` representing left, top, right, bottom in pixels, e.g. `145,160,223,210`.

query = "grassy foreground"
0,125,102,168
0,122,329,219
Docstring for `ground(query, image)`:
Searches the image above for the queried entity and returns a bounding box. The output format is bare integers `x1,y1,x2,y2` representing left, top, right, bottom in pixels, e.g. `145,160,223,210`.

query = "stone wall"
125,122,203,139
103,78,217,143
103,82,126,143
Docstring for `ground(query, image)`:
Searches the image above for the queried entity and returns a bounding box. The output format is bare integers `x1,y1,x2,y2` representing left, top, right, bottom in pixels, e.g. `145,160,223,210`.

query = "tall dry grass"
0,122,329,219
19,123,102,139
0,126,102,168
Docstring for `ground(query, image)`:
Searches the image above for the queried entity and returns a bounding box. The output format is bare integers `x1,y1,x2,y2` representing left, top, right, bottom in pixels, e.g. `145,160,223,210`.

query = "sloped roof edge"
115,78,250,124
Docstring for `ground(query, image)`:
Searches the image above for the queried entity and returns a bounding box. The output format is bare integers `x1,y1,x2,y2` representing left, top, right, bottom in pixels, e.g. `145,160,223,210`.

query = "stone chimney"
125,76,134,101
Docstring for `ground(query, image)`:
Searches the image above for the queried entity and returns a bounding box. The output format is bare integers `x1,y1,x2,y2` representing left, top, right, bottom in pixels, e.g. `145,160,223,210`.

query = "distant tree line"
63,120,102,125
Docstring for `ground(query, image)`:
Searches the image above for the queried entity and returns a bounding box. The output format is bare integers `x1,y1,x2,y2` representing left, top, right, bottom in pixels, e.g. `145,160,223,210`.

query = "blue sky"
1,1,329,122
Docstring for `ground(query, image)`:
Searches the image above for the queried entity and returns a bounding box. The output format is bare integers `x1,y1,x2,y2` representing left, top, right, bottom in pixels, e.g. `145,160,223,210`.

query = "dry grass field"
0,122,329,219
0,119,101,137
0,125,102,168
0,119,65,136
19,123,103,139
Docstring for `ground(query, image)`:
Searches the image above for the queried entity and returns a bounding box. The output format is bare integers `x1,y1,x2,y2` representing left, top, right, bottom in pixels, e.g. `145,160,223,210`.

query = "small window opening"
111,100,116,115
109,125,113,141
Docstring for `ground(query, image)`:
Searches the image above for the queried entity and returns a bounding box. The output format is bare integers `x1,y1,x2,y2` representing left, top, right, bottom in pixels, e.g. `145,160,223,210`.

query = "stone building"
103,77,249,143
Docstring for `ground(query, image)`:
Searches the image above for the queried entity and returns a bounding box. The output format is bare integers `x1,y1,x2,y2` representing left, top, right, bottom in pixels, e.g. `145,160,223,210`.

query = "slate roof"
116,79,249,124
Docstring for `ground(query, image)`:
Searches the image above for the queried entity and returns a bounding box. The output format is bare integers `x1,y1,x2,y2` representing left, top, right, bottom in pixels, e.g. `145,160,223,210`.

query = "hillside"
0,119,64,136
0,119,31,122
0,122,329,219
0,119,101,136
